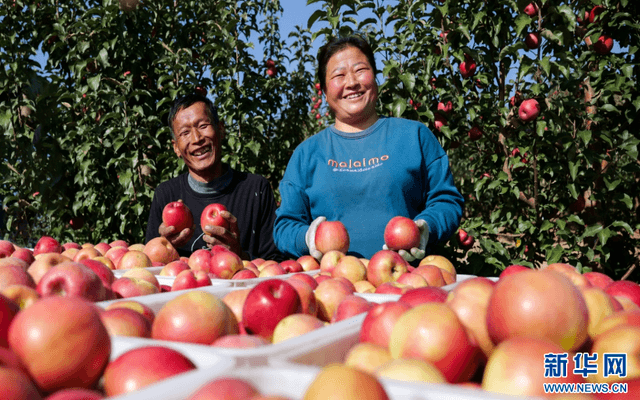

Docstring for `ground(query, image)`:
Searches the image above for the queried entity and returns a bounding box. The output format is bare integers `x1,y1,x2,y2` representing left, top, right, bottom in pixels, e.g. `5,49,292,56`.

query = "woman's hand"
305,216,326,260
383,219,429,263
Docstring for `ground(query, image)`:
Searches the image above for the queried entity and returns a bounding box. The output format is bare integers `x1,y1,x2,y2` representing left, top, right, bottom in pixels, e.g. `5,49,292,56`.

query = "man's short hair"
168,94,219,134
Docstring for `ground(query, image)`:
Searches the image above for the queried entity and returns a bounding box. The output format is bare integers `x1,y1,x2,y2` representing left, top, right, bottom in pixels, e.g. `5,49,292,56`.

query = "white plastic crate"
108,361,537,400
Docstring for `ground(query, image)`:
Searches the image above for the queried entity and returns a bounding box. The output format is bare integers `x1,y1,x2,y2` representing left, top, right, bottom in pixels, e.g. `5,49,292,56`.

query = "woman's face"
324,46,378,132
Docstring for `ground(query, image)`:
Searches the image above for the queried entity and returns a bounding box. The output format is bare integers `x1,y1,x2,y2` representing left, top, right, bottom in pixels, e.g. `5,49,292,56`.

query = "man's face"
171,102,225,182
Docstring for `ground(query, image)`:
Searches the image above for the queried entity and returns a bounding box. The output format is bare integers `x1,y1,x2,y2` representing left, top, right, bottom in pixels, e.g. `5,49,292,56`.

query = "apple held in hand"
200,203,229,231
315,220,350,254
242,279,302,340
383,216,420,251
162,200,194,233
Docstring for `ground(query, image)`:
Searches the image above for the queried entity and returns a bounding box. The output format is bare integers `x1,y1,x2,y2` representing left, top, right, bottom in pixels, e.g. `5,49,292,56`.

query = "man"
145,94,283,261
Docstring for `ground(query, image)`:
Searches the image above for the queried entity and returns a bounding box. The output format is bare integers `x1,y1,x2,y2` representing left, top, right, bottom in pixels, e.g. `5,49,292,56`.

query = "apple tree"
1,0,317,246
304,0,639,280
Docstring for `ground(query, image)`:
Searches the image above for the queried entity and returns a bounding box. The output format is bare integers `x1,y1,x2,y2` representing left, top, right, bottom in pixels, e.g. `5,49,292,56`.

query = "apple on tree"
459,54,476,79
518,98,540,122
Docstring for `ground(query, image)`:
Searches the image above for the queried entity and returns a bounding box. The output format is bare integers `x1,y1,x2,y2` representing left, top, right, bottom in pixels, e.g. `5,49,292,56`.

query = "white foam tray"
108,361,534,400
113,267,320,288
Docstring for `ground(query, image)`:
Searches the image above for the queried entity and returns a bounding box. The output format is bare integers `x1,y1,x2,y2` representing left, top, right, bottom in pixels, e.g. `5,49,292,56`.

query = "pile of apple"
325,262,640,399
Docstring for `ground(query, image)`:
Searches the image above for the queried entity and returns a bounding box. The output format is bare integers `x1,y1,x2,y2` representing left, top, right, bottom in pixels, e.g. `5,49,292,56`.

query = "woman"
273,34,464,262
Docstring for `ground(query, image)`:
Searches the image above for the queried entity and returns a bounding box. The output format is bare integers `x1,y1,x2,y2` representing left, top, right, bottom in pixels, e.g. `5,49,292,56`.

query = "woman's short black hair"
168,93,219,134
317,34,377,92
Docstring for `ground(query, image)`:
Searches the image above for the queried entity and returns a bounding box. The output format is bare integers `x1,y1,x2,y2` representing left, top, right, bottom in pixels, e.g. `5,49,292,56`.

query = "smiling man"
145,94,283,261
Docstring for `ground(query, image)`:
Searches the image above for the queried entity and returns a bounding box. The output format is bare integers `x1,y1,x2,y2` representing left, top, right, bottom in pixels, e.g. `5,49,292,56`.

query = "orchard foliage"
1,0,318,246
304,0,639,280
1,0,638,280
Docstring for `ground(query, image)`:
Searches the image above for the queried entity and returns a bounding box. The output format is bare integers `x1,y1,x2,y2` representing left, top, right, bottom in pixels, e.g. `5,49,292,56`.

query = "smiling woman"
272,34,465,263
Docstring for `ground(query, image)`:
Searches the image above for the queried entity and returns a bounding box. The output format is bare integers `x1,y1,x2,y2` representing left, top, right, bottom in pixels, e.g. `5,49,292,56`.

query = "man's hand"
305,216,326,260
383,219,429,263
202,210,244,258
158,222,194,249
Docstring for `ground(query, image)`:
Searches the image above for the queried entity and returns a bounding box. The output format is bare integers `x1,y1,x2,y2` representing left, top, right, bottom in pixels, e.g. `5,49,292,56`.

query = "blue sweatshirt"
273,117,464,259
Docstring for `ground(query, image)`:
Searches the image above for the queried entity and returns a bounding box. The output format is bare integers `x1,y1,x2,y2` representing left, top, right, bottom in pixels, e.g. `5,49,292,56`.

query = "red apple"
303,364,389,400
143,236,179,265
0,368,43,400
412,264,447,287
8,296,111,392
589,5,605,23
486,269,589,351
468,125,482,141
104,246,128,267
374,281,411,294
482,336,584,397
116,250,152,270
344,342,393,374
187,377,259,400
383,216,420,251
221,288,251,324
523,2,539,17
44,388,104,400
458,228,474,248
297,255,320,271
499,264,529,278
111,276,160,298
272,313,326,343
433,113,448,131
36,261,108,302
459,54,476,79
288,272,318,290
0,262,36,291
151,290,238,344
583,271,614,289
1,293,19,348
1,284,40,310
332,294,372,323
105,300,155,325
211,334,269,348
258,262,287,277
9,248,35,265
437,101,453,113
594,35,614,55
399,286,448,306
231,269,257,280
200,203,229,231
93,242,111,256
162,200,194,233
78,258,116,291
72,246,101,263
525,32,541,49
0,240,15,258
243,279,302,340
188,248,214,272
99,307,152,338
332,255,367,284
605,280,640,308
110,240,129,248
280,259,303,274
159,260,190,276
319,250,345,276
359,301,412,348
366,250,408,288
171,269,212,291
33,236,62,256
27,253,71,284
315,220,350,254
518,98,540,122
286,278,318,316
389,302,480,383
102,346,196,397
210,250,243,279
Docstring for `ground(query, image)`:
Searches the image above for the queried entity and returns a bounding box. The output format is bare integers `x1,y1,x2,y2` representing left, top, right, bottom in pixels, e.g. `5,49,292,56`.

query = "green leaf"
577,130,592,146
546,245,564,264
97,48,109,68
87,75,100,91
612,221,634,235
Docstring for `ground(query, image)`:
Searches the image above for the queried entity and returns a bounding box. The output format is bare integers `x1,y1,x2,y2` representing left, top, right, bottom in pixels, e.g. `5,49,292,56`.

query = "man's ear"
172,139,181,158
